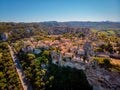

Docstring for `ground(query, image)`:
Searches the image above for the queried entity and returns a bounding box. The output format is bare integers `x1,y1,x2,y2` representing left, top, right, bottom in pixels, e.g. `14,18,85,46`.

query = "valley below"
0,22,120,90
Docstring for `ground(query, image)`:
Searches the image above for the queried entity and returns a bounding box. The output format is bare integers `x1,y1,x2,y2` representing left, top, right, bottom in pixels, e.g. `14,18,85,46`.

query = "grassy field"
110,58,120,66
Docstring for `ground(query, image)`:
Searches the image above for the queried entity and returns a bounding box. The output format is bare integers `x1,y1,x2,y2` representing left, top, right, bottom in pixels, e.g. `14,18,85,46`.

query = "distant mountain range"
40,21,120,30
0,21,120,33
0,21,120,42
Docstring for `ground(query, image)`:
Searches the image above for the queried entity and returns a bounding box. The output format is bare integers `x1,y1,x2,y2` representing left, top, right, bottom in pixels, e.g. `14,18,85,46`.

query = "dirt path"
8,45,32,90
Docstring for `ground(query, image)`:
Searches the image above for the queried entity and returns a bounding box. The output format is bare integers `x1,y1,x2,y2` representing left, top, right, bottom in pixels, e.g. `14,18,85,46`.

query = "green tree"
103,58,111,68
106,43,113,53
42,50,49,57
27,53,35,60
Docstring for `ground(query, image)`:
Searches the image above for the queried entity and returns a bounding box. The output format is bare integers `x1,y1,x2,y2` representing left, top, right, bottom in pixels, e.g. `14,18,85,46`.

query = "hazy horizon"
1,20,120,23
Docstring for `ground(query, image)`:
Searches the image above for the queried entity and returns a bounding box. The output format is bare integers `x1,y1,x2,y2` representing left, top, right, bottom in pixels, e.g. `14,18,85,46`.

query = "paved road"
8,45,32,90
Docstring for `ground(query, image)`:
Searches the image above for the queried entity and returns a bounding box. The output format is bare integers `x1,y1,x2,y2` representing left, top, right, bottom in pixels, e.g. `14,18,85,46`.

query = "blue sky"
0,0,120,22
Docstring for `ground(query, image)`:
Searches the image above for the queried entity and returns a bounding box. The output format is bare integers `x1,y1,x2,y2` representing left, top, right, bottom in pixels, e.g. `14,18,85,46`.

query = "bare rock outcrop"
85,61,120,90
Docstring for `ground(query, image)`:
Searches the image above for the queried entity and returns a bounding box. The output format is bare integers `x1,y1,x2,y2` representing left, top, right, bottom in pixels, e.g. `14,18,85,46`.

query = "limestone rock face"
48,26,90,35
0,33,8,42
85,62,120,90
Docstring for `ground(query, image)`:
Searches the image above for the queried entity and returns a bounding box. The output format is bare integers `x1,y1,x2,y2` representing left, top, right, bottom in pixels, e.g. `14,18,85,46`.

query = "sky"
0,0,120,22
